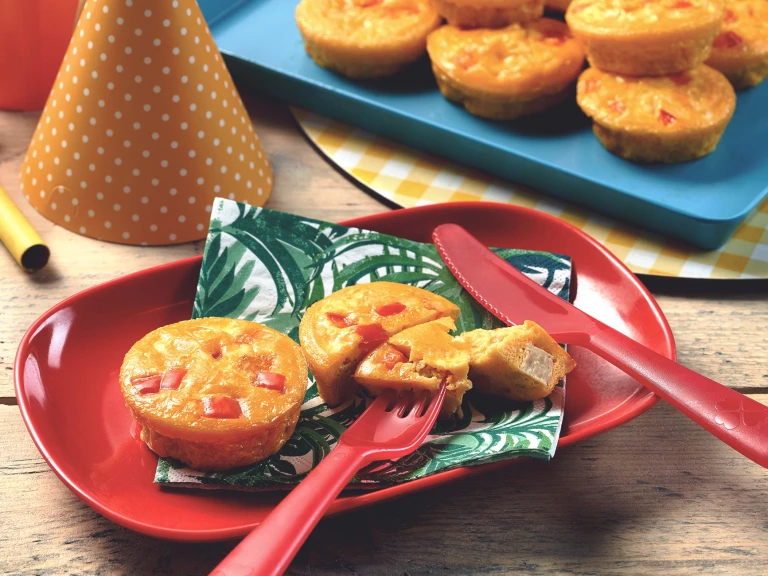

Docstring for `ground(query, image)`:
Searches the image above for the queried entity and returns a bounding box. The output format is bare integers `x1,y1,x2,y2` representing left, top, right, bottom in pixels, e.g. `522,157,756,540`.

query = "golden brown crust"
705,0,768,89
431,0,545,28
566,0,725,76
427,20,584,120
295,0,442,78
576,65,736,162
299,282,460,407
455,321,576,402
120,318,308,471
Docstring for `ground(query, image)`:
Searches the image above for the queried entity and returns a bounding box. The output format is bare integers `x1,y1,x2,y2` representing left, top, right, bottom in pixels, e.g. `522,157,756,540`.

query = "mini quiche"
354,317,472,418
431,0,545,28
455,321,575,402
120,318,308,471
299,282,460,407
427,20,585,120
576,65,736,162
566,0,725,76
706,0,768,89
295,0,442,79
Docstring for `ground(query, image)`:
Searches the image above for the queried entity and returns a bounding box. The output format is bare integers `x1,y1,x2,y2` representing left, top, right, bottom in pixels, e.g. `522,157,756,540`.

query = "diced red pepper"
724,9,737,23
672,1,692,8
375,302,406,316
383,347,408,370
356,0,382,6
669,73,690,86
659,109,677,126
355,323,389,353
326,312,355,328
713,31,743,49
212,350,222,360
254,372,286,393
132,375,161,395
160,368,187,391
609,100,626,114
202,396,242,419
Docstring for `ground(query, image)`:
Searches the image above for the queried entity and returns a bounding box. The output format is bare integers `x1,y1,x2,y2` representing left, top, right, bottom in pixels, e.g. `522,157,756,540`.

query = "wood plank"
3,399,768,575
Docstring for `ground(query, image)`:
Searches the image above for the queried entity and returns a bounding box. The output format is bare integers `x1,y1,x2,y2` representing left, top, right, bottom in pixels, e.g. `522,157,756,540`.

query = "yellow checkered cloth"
292,107,768,280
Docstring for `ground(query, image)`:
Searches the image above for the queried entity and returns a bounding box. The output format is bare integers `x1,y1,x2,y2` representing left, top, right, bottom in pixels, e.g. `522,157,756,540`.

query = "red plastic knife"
432,223,768,468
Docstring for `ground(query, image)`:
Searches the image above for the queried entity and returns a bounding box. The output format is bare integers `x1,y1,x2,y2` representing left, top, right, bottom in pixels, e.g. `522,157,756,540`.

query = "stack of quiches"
568,0,765,162
296,0,766,164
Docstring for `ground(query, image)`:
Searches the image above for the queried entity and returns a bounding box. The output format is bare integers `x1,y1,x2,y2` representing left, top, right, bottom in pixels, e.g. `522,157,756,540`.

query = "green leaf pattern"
156,200,571,489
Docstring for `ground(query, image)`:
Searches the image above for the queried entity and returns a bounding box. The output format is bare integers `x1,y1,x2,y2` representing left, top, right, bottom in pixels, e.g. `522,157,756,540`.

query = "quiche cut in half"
354,317,473,418
120,318,308,471
299,282,460,407
455,321,576,402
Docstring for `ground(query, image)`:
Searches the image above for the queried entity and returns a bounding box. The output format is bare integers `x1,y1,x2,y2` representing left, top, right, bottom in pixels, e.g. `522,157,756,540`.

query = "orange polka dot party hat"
19,0,273,245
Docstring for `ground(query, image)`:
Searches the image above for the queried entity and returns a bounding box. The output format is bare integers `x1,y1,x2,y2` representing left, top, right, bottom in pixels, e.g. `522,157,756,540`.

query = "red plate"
15,203,673,542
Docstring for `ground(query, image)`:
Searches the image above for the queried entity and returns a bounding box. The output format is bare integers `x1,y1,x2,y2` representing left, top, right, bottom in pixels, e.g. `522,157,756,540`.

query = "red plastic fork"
210,384,447,576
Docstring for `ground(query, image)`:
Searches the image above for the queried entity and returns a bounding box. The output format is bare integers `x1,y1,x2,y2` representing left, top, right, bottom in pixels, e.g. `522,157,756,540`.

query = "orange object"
19,0,273,245
0,0,80,110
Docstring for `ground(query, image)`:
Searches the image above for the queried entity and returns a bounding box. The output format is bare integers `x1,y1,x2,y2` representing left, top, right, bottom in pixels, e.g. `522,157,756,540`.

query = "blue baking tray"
199,0,768,249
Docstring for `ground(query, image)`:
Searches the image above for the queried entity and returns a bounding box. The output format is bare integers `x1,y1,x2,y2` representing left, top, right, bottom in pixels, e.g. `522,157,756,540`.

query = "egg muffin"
566,0,725,76
299,282,460,407
295,0,442,79
545,0,573,12
455,321,575,402
427,20,585,120
120,318,309,471
705,0,768,89
354,317,472,418
576,65,736,162
431,0,545,28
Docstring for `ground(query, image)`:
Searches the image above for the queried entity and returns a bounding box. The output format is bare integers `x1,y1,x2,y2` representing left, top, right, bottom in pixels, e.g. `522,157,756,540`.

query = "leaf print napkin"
155,199,572,489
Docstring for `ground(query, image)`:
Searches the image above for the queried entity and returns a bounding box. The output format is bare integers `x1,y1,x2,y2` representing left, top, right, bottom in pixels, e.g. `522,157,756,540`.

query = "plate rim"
14,202,672,541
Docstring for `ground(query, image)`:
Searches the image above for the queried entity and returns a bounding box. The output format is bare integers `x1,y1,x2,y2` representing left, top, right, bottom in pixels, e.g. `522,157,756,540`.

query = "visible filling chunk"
519,343,554,385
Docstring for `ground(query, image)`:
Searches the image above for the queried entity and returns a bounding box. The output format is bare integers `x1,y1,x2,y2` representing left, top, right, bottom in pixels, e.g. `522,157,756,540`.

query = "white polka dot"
170,188,177,196
247,181,252,189
205,111,212,119
180,168,187,176
189,150,196,158
162,114,169,121
178,215,186,223
150,224,157,231
181,75,188,84
213,185,221,192
160,206,168,213
196,177,204,185
169,233,177,241
97,147,104,155
235,173,241,181
153,85,161,93
196,224,204,231
143,104,151,112
116,65,123,73
142,197,149,204
88,210,95,217
205,205,212,213
122,231,130,240
80,181,87,189
151,178,159,186
51,202,57,210
98,190,105,197
133,122,141,130
223,99,228,108
108,82,115,90
100,53,107,61
115,111,122,119
105,221,112,228
205,158,213,165
172,47,180,55
163,19,170,27
64,215,71,222
181,122,188,130
161,160,169,167
220,166,227,174
89,164,96,172
153,39,161,46
113,204,121,211
103,5,109,12
211,91,216,99
115,157,122,165
189,56,195,64
135,28,142,36
181,27,187,35
123,185,131,193
172,95,180,102
134,75,142,83
190,103,196,111
213,138,220,146
163,66,170,74
197,84,203,92
80,226,87,233
124,93,132,101
218,120,224,127
90,117,97,125
62,140,68,147
117,17,124,25
132,169,140,176
189,196,196,204
123,140,131,148
125,47,132,55
152,132,160,140
226,146,233,154
92,71,98,79
171,141,178,149
132,214,140,222
144,9,151,16
142,150,150,158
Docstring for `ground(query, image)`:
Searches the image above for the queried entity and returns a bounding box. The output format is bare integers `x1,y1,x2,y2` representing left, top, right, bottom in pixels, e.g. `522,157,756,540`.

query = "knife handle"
586,323,768,468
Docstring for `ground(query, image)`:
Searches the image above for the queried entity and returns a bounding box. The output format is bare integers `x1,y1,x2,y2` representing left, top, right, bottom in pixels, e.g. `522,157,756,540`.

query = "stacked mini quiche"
568,0,746,162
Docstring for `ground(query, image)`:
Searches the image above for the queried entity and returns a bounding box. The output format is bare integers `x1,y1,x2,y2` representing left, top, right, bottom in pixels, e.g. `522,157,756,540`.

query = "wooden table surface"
2,96,768,576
